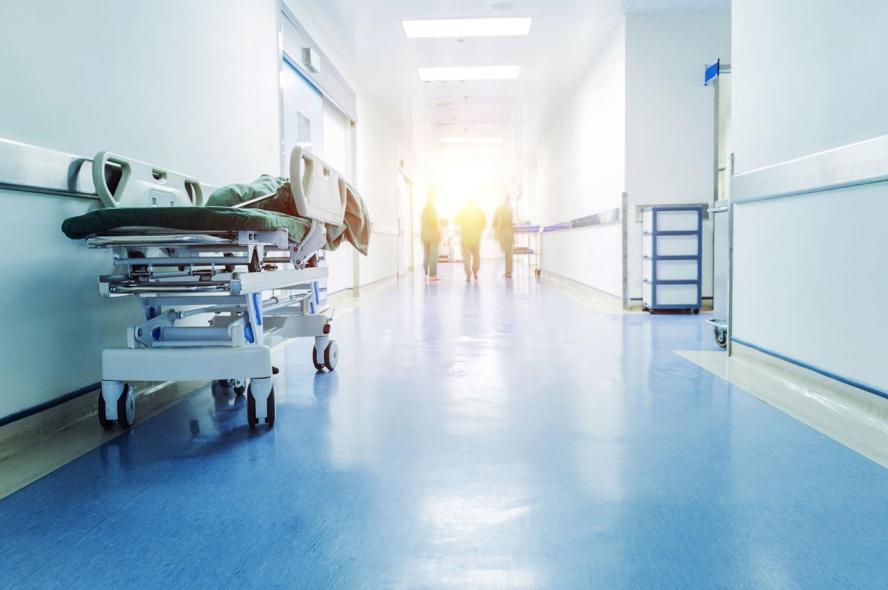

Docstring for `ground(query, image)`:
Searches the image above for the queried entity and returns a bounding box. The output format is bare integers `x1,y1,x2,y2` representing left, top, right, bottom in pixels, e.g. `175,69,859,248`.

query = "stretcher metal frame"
82,147,350,430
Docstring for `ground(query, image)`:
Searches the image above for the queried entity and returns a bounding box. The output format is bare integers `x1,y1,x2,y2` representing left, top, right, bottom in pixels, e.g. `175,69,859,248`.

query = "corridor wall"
0,0,407,422
731,0,888,393
538,22,626,297
537,10,730,303
0,0,281,422
624,10,731,303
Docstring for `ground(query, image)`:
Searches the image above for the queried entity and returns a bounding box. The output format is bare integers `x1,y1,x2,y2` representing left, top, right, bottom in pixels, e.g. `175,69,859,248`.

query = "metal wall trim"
0,138,98,200
542,206,621,232
733,133,888,204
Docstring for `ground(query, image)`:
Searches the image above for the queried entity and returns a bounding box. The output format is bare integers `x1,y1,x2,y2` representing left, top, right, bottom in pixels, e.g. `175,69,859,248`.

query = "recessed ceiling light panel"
418,66,521,81
402,17,532,38
441,137,503,145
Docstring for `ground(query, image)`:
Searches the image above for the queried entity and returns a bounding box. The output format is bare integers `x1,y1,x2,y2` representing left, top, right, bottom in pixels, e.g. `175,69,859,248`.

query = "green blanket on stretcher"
61,175,371,255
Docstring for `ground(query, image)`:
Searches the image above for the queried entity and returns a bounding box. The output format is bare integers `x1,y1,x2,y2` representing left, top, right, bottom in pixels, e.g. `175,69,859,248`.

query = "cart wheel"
97,392,113,431
265,389,276,427
693,308,700,315
715,327,728,349
116,383,135,429
247,390,258,428
312,347,324,371
246,386,275,428
233,379,247,396
324,340,339,372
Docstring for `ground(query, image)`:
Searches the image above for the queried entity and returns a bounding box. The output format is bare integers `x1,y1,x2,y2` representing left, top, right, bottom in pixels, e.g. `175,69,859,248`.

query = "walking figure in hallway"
493,196,515,279
455,199,486,282
420,192,441,282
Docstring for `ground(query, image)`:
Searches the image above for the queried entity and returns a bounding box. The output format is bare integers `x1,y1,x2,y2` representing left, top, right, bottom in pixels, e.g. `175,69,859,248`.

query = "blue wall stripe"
732,337,888,401
281,54,323,97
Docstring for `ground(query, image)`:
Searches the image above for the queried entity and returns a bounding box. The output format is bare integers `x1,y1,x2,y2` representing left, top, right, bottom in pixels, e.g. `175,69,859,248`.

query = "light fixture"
440,137,503,145
444,147,502,157
402,17,532,38
418,66,521,81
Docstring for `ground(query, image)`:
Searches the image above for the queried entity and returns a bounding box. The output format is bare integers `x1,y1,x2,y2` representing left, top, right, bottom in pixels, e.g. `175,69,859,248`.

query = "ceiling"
288,0,729,204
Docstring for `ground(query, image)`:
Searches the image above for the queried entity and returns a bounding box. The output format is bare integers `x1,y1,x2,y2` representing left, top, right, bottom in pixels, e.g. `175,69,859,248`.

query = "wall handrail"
542,206,621,232
732,133,888,204
0,138,98,200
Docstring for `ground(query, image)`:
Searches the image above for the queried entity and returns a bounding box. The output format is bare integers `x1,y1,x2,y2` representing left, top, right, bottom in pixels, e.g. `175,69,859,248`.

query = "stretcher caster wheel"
246,386,275,429
97,393,113,431
97,383,135,430
312,347,324,371
233,379,247,396
714,327,728,349
117,384,135,429
324,340,339,372
265,390,276,427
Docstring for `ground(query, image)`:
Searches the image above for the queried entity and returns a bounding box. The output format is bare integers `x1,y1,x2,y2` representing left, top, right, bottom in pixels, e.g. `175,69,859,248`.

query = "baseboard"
0,380,201,463
732,341,888,422
540,271,625,313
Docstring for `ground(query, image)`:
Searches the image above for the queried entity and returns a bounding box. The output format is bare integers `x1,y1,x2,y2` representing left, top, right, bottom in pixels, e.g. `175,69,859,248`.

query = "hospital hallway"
3,0,888,587
1,263,886,589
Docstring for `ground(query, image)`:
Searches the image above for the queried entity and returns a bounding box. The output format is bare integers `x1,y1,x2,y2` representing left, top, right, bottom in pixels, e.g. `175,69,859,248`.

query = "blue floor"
3,264,888,589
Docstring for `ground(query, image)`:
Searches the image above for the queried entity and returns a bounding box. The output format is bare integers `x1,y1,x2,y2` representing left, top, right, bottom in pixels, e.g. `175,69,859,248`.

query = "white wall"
732,0,888,175
537,21,626,296
284,1,402,289
356,97,400,287
731,0,888,392
0,0,280,421
625,10,731,301
0,0,280,185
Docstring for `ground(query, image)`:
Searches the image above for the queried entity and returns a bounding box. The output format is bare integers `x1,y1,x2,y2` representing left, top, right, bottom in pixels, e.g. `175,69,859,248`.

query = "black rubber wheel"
117,384,135,429
247,386,274,428
97,392,113,431
715,327,728,349
265,389,276,427
324,341,338,372
312,347,324,371
247,389,258,428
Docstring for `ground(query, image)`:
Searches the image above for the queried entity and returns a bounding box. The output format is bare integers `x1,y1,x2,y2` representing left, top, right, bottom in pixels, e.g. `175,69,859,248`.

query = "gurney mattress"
62,175,371,254
62,206,312,242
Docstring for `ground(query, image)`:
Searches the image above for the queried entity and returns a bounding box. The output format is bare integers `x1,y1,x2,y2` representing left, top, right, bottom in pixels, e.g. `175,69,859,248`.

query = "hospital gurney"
62,147,368,430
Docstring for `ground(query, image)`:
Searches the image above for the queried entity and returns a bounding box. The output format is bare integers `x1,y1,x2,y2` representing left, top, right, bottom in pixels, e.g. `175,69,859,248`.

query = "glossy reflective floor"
3,264,888,589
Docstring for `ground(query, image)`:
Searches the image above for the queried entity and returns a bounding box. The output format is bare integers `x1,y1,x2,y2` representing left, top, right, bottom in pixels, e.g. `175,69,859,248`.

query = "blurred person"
493,196,515,279
454,199,486,282
420,193,442,282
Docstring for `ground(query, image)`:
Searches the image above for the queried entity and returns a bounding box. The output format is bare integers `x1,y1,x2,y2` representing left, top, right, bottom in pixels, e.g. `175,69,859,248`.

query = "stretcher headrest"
289,147,347,225
92,151,204,209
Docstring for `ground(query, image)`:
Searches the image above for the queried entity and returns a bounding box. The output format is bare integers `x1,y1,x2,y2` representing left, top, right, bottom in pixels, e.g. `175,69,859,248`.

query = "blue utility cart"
642,205,703,314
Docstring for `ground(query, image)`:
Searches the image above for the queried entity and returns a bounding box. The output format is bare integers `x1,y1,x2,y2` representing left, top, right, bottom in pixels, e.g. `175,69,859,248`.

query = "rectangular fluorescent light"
419,66,520,81
444,147,502,157
403,17,532,38
441,137,502,145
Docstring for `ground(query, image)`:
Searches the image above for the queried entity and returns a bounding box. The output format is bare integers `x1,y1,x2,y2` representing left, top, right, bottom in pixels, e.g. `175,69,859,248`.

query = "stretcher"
62,147,368,430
